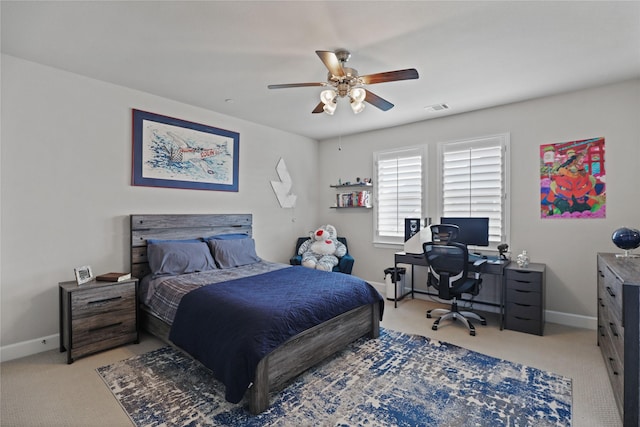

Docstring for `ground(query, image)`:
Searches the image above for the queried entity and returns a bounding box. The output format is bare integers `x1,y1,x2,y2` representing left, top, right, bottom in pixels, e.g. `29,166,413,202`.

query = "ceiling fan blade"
312,102,325,114
316,51,345,77
268,82,324,89
360,68,419,85
364,90,394,111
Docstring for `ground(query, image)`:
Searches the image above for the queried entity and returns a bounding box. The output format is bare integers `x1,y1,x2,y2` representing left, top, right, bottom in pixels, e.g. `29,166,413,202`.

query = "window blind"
375,149,423,240
440,136,507,246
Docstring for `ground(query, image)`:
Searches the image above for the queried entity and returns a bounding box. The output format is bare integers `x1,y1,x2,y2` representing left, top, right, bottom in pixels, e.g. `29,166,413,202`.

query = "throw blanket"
169,266,383,404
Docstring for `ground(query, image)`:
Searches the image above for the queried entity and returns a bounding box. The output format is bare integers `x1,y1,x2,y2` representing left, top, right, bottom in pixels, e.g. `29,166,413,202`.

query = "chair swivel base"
427,305,487,336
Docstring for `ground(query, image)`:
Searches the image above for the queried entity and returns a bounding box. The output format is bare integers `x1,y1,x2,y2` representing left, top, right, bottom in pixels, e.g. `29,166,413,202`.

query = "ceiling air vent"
425,103,450,112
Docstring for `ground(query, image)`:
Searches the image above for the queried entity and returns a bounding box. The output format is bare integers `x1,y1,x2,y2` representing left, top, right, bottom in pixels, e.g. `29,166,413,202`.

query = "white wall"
318,79,640,324
2,53,638,359
0,54,320,353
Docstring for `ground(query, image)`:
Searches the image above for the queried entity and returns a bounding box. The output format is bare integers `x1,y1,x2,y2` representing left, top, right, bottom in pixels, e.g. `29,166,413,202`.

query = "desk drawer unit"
597,253,640,425
504,263,545,336
59,279,138,364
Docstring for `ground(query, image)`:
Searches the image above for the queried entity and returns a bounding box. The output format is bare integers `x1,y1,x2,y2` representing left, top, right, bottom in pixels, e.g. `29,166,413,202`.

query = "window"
438,134,509,248
374,147,423,244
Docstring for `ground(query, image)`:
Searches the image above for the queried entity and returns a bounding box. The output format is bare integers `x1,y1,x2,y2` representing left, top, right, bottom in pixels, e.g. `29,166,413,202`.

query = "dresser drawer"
506,288,541,306
505,269,542,285
601,264,623,322
71,282,136,319
599,323,624,416
506,302,541,321
505,312,543,335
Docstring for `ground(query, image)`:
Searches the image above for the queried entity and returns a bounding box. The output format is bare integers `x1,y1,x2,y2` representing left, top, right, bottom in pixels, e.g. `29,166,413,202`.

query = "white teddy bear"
298,224,347,272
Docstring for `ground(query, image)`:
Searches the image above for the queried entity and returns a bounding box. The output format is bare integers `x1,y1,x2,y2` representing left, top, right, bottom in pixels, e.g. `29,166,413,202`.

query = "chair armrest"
472,259,487,268
290,255,302,266
338,254,354,275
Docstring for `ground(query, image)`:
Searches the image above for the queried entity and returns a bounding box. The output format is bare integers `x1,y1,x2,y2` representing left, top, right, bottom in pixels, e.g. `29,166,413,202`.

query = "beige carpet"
1,298,622,426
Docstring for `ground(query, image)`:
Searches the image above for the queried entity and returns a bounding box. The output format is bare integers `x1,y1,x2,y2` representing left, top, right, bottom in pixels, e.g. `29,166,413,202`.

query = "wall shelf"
331,183,373,209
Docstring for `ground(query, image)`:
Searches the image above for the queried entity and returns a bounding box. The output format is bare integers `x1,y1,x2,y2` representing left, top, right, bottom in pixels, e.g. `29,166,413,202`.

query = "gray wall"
318,78,640,326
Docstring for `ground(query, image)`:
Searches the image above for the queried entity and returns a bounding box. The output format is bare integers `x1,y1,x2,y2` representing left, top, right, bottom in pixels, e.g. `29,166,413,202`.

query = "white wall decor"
270,158,297,208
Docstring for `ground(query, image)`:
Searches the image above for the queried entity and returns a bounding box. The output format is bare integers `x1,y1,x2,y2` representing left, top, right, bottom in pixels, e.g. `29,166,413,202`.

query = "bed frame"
130,214,380,414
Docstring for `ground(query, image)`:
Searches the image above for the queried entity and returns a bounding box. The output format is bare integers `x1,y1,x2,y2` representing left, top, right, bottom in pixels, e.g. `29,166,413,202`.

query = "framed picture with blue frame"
132,109,240,192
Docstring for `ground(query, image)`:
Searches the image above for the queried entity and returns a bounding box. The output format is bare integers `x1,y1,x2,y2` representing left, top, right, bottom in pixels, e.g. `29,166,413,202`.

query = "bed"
130,214,382,414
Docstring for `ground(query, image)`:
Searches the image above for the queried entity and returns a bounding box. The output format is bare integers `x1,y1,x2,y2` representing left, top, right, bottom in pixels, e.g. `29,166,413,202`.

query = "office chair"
423,241,487,336
289,236,354,274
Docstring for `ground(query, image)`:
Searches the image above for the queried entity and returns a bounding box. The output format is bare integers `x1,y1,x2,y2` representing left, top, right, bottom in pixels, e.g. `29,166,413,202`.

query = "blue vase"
612,227,640,256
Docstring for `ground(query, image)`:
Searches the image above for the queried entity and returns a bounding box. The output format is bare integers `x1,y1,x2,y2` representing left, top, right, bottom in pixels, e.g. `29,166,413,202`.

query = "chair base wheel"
480,320,487,326
426,313,432,318
432,325,438,331
470,330,476,336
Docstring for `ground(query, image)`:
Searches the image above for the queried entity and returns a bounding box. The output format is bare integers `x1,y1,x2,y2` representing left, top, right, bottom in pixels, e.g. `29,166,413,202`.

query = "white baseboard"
545,310,597,330
372,281,597,331
0,291,597,363
1,333,60,363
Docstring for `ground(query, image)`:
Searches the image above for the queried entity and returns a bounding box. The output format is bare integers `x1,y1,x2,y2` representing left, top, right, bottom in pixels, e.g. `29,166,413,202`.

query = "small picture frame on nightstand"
74,265,94,285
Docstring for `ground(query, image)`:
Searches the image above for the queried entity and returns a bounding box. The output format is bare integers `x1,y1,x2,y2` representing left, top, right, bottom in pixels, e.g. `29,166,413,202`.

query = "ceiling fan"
267,50,419,115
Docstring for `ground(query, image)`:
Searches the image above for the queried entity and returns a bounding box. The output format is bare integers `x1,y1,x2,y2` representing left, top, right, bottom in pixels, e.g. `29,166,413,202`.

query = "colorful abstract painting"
540,137,605,219
132,109,239,192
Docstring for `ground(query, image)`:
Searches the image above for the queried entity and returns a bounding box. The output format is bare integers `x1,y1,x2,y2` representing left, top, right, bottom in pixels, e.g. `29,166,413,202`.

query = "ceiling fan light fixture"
323,102,337,115
351,87,366,103
350,99,365,114
320,89,336,105
320,89,337,115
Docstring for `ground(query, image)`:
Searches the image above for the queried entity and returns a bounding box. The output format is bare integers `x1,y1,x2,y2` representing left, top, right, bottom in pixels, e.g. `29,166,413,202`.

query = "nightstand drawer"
71,282,135,319
72,314,136,348
59,278,139,364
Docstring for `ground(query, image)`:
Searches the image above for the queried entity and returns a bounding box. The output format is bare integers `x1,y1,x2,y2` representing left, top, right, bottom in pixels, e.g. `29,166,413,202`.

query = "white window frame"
436,133,510,251
373,146,425,246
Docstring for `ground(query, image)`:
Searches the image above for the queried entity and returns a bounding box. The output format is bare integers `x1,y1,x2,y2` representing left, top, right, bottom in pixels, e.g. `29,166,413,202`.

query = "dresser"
504,263,546,336
597,253,640,426
59,278,139,363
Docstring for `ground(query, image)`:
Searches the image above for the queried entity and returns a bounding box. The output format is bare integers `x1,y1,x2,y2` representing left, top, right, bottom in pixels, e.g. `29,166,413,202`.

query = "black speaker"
404,218,421,242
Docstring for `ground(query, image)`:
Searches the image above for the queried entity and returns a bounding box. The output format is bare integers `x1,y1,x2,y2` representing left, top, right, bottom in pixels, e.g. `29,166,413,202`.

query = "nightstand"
59,278,138,364
504,263,546,336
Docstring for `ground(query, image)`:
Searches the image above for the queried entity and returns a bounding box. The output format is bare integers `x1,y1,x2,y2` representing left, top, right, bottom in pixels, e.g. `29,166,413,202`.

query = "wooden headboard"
130,214,252,279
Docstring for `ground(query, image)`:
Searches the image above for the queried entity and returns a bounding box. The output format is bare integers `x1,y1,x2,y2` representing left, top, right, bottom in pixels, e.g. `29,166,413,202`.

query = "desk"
394,251,511,329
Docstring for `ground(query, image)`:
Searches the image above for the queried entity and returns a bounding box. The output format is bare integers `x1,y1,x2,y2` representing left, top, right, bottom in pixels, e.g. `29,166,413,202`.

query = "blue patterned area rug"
97,329,571,426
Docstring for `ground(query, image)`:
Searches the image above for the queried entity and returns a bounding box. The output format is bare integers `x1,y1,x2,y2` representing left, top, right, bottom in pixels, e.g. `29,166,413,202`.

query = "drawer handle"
514,303,532,307
514,289,532,294
89,322,123,333
608,357,619,376
609,322,619,338
88,296,122,305
514,316,532,321
605,286,616,298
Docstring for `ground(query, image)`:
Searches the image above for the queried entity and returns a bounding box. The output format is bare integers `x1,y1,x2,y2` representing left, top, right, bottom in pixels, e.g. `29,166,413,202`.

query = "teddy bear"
298,224,347,272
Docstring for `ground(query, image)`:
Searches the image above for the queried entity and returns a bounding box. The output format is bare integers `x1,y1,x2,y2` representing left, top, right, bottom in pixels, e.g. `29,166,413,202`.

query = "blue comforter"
169,266,383,403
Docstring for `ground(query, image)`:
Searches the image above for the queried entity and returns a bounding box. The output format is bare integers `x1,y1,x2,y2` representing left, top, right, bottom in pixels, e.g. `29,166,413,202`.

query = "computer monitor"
439,217,489,247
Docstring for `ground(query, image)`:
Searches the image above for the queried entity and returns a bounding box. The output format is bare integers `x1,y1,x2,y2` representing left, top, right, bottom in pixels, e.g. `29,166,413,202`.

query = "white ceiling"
2,1,639,140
